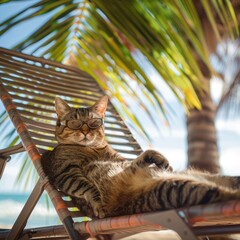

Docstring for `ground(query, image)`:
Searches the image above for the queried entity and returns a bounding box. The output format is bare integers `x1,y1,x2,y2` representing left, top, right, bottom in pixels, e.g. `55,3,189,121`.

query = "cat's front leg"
86,196,106,219
61,176,106,218
132,149,172,171
81,189,107,219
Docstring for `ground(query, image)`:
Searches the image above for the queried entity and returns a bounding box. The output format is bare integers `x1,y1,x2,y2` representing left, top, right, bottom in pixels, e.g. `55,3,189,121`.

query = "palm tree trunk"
187,77,220,173
186,2,221,173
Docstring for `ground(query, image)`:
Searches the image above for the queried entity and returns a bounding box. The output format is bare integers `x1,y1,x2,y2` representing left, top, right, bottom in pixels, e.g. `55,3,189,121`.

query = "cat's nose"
81,124,90,135
81,130,89,136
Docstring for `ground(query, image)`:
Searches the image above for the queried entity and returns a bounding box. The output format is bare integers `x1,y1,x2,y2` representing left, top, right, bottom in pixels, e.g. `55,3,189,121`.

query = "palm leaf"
216,42,240,115
0,0,239,188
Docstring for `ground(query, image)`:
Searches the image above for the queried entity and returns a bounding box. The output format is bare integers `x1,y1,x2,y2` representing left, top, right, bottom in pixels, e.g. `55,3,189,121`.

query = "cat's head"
55,96,108,147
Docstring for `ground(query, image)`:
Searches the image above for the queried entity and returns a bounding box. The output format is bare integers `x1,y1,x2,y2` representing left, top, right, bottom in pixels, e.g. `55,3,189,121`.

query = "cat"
41,95,240,219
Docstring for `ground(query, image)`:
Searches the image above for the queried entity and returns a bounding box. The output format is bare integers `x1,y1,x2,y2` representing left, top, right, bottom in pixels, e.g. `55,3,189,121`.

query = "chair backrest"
0,48,142,160
0,48,144,239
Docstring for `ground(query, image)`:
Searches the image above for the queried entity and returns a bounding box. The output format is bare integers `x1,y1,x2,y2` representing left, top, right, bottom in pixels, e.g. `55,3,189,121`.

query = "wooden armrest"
0,143,25,156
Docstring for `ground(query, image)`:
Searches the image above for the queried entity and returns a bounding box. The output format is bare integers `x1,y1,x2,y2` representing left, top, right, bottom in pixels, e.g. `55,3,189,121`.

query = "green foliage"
0,0,238,187
1,1,238,123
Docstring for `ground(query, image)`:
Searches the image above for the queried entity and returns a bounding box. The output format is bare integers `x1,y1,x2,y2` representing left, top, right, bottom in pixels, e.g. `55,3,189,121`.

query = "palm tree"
0,0,239,184
184,1,240,173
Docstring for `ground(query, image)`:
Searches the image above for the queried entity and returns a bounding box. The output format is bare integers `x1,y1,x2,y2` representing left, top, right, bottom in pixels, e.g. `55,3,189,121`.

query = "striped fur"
41,96,240,219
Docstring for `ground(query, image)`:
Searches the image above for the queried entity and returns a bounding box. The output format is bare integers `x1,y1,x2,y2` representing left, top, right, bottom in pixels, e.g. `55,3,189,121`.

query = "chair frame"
0,48,240,240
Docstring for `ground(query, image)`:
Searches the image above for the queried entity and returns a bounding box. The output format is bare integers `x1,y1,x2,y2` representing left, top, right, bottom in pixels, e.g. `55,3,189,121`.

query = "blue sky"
1,1,240,194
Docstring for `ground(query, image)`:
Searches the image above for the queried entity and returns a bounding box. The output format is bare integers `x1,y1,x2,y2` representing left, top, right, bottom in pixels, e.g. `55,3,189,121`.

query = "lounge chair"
0,48,240,240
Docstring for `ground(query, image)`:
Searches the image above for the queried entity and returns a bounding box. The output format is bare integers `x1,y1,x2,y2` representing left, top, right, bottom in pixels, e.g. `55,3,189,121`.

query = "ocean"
0,193,60,228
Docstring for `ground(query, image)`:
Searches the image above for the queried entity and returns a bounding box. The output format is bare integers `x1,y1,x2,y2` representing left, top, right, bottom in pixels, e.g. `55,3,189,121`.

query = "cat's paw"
92,202,106,219
143,150,172,171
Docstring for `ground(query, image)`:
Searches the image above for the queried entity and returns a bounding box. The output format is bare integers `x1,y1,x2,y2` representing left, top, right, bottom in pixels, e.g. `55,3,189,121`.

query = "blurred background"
0,0,239,229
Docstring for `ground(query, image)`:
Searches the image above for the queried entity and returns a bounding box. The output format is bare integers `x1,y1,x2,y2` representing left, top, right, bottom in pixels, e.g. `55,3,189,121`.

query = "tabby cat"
41,96,240,219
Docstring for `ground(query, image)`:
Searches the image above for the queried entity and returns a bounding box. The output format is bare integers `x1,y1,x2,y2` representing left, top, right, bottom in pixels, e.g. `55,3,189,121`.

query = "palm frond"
216,41,240,116
218,70,240,117
0,0,239,188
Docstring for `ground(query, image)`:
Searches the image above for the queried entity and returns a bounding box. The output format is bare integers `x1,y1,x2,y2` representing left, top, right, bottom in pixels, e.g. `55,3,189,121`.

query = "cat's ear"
55,97,71,119
91,95,108,117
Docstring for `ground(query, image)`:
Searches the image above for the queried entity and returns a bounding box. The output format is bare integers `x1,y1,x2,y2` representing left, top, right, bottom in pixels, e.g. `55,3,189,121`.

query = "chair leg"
63,216,87,240
6,179,43,240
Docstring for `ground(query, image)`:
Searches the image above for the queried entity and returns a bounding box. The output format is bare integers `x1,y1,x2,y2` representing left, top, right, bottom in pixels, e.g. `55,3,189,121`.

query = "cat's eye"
66,118,103,130
87,118,103,128
66,120,83,129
